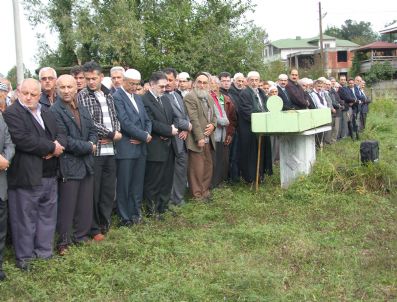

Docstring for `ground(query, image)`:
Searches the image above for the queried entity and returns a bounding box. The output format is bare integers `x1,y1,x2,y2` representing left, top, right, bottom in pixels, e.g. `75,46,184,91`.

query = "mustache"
194,88,209,99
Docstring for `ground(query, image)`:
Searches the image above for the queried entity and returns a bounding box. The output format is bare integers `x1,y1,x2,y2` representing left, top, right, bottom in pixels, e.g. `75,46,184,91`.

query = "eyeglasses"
126,81,140,86
158,85,167,89
41,77,55,81
197,80,209,85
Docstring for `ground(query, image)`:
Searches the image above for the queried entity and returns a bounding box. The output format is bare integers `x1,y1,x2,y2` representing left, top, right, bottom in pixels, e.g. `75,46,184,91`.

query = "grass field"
1,100,396,301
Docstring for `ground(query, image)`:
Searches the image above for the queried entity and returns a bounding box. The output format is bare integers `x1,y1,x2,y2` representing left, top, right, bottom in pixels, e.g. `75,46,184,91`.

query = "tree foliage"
324,19,379,45
22,0,267,78
6,65,33,88
365,62,395,85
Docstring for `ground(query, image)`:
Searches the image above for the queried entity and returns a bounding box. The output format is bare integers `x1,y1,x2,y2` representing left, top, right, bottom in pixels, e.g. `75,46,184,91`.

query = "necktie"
172,93,181,111
157,96,163,108
130,94,139,113
316,92,325,105
255,89,264,111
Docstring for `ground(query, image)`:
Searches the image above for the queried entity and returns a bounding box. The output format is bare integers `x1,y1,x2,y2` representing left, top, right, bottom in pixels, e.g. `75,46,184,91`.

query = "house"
264,35,359,76
351,41,397,73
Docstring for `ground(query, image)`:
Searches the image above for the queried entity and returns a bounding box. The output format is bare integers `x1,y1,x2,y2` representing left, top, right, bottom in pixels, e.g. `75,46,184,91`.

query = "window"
324,43,330,49
337,51,348,62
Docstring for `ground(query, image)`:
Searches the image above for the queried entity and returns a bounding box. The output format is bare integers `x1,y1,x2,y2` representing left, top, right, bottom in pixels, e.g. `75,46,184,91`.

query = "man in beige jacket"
184,72,217,201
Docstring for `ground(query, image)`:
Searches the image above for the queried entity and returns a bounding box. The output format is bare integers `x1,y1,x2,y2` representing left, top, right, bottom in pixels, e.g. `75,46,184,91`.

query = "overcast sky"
1,0,396,77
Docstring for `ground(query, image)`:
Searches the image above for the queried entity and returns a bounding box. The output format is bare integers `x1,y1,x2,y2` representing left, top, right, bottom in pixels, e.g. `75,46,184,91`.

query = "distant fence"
370,80,397,101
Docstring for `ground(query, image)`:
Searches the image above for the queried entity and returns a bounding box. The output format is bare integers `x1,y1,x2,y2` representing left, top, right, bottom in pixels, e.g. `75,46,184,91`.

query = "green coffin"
251,108,332,133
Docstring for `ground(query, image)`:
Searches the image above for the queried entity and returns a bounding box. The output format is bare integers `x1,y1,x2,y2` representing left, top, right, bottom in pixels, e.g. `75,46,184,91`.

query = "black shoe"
119,220,133,227
16,260,31,272
0,270,6,281
155,214,165,221
132,217,143,225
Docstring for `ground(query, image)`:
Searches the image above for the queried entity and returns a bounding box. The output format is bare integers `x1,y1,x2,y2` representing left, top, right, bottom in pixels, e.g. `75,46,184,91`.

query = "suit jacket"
238,86,268,123
286,79,307,109
184,90,217,153
51,98,97,180
0,113,15,200
338,86,356,111
4,101,67,188
113,89,152,159
277,86,296,110
164,91,190,155
142,91,176,162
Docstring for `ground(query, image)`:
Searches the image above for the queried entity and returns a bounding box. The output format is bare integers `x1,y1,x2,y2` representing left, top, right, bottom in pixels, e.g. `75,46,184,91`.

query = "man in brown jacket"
184,73,217,201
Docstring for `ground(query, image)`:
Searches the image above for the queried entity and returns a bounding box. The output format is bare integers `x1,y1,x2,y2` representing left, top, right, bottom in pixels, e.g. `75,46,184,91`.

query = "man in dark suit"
113,69,152,226
163,68,191,206
0,112,15,280
4,78,66,270
339,78,359,140
277,74,296,110
142,72,178,220
238,71,272,184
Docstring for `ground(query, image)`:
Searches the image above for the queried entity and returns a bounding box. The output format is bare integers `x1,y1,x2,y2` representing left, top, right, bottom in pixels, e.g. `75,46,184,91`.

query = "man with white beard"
184,73,217,201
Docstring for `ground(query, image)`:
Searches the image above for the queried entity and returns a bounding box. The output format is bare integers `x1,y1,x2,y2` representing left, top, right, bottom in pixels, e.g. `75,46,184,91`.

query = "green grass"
1,100,396,301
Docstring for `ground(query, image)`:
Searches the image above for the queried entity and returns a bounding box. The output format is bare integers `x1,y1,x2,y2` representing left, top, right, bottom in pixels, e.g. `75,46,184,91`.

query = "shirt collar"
18,99,42,113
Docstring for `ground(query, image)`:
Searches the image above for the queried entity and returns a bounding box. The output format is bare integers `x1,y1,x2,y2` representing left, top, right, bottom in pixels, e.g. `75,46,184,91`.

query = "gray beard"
194,88,209,100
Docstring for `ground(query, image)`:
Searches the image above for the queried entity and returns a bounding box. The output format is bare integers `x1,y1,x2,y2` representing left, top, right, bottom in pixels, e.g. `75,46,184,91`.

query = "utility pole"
319,2,324,74
12,0,24,85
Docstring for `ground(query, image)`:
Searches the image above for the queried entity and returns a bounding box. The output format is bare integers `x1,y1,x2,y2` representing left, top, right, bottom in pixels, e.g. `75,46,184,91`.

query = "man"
328,78,344,143
51,75,97,255
77,61,122,239
110,66,125,93
227,72,245,183
163,68,191,206
0,78,12,107
0,111,15,280
39,67,57,107
113,69,152,226
286,69,309,109
70,65,86,92
359,80,371,130
339,77,359,140
262,81,270,96
0,82,8,112
184,72,217,200
218,72,232,96
238,71,272,184
354,76,366,131
142,71,178,219
176,72,191,98
309,80,328,109
277,74,295,110
337,75,350,138
4,78,66,270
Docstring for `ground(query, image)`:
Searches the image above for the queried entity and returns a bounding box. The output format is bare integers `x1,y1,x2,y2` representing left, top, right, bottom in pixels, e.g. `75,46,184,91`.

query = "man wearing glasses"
142,71,178,220
39,67,57,107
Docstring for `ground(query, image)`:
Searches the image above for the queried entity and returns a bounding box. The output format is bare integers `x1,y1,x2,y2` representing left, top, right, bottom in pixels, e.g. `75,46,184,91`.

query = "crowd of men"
0,63,370,279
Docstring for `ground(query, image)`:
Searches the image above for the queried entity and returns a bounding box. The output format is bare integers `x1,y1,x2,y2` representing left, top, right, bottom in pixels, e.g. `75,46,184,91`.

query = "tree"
365,62,395,85
6,65,33,88
22,0,267,79
324,19,379,45
380,20,397,43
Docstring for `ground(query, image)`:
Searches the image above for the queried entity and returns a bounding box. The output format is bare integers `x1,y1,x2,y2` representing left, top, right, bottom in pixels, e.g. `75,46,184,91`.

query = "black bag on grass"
360,140,379,164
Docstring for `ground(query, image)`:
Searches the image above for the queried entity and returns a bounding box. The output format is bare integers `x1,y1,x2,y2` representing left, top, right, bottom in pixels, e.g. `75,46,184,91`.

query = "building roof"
379,23,397,34
353,41,397,51
270,35,359,49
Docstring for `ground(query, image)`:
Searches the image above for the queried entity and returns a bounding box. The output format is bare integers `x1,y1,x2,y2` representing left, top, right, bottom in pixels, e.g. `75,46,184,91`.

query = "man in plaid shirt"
77,61,121,241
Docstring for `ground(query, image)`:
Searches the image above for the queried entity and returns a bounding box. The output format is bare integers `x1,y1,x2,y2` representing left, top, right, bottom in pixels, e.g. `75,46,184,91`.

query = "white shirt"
121,87,139,113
